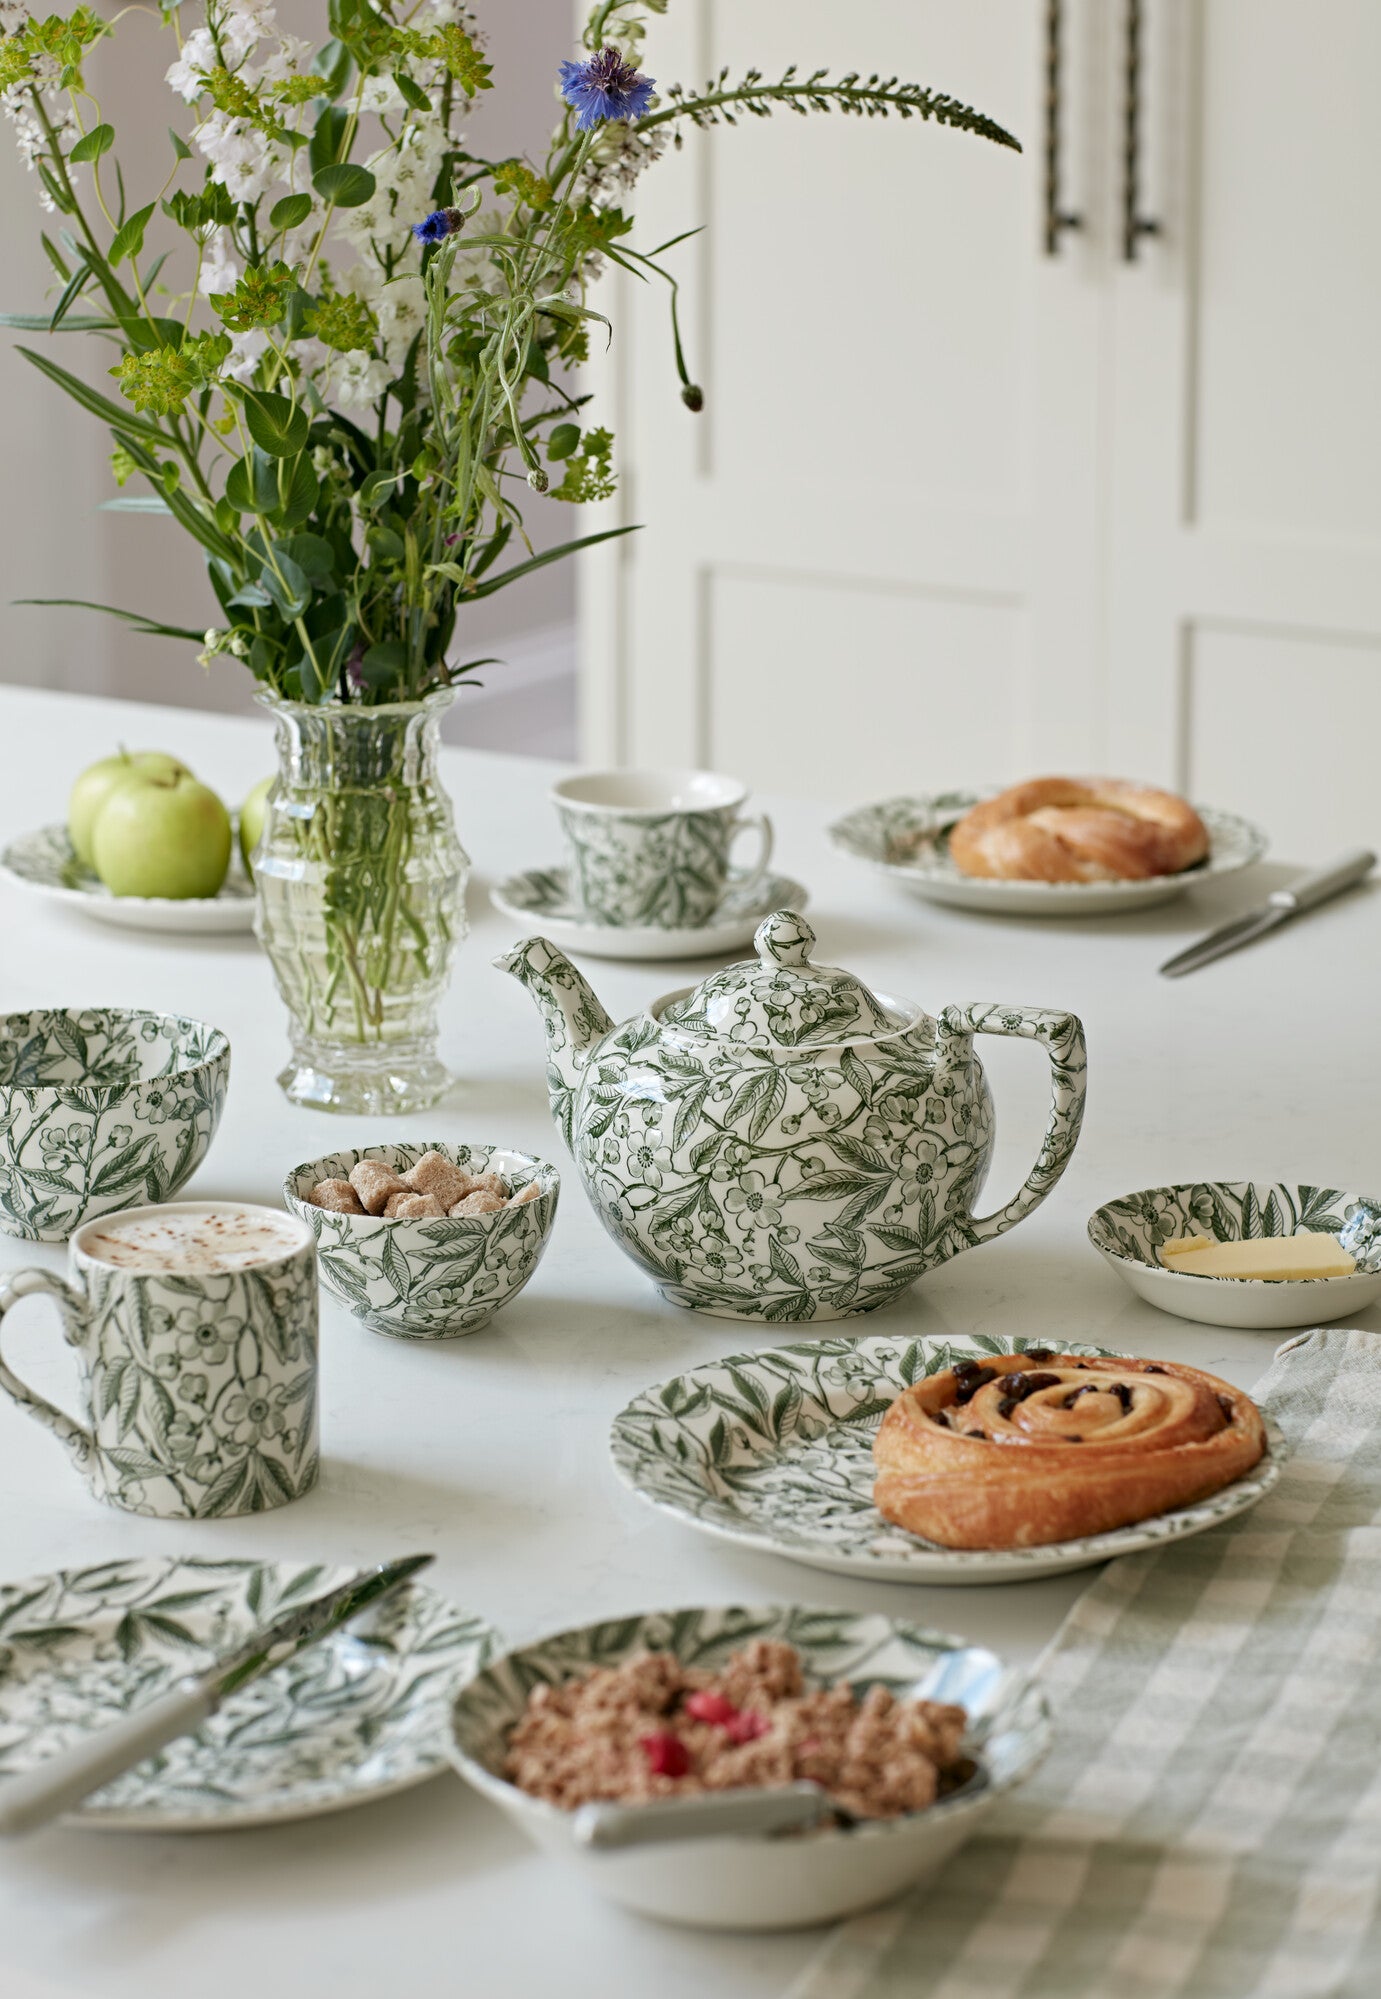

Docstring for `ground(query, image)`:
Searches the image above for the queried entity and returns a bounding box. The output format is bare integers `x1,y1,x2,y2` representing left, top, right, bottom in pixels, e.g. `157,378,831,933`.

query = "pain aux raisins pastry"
872,1350,1265,1550
948,778,1209,882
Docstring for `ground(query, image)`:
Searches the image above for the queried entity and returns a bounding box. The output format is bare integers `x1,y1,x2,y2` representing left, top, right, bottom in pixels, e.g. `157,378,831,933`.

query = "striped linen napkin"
793,1327,1381,1999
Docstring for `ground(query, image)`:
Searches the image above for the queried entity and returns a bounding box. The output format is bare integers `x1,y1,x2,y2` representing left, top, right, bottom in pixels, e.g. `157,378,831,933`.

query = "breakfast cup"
551,769,773,928
0,1201,318,1517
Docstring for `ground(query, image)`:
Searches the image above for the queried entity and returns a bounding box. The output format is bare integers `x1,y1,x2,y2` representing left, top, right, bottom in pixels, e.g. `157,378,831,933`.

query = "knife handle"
0,1676,214,1836
1269,849,1376,914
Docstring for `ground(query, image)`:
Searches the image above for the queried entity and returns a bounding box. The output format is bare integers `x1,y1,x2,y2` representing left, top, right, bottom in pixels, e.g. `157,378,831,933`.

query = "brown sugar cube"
309,1178,366,1215
400,1149,472,1209
510,1182,542,1206
449,1190,506,1217
349,1159,408,1215
467,1171,511,1201
384,1190,446,1219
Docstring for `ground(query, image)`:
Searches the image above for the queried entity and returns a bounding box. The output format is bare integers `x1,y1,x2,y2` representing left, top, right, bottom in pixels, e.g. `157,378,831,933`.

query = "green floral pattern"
0,1558,496,1829
610,1335,1284,1583
556,798,770,928
11,1222,319,1517
285,1141,559,1340
499,918,1086,1323
1088,1181,1381,1275
0,1008,230,1242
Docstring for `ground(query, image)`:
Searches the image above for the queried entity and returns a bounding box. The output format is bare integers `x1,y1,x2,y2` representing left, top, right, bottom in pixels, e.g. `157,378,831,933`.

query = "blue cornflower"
412,206,465,246
558,47,655,131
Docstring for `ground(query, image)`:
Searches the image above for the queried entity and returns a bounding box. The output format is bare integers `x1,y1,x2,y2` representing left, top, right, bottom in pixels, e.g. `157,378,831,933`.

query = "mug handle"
0,1269,94,1468
727,812,774,897
937,1003,1087,1245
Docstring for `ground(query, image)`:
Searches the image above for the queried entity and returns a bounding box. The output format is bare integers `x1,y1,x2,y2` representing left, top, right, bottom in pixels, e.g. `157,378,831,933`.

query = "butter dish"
1089,1181,1381,1329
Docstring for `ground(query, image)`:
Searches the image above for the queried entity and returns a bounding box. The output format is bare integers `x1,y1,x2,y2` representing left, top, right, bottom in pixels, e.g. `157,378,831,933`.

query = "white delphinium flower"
252,32,312,86
219,0,276,63
330,351,390,409
198,226,240,298
198,110,286,202
165,26,215,102
359,74,406,116
374,279,426,367
2,80,77,206
223,327,270,382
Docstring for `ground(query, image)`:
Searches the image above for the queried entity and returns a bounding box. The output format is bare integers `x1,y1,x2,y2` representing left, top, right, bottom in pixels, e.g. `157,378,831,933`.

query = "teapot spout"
493,935,614,1148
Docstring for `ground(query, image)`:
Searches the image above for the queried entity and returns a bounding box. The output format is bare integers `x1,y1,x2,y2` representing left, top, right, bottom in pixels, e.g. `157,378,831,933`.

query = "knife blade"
0,1553,434,1836
1160,848,1376,978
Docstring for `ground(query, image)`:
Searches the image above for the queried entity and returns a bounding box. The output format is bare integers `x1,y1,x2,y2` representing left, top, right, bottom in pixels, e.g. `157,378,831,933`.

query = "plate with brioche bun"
827,780,1267,915
610,1334,1280,1584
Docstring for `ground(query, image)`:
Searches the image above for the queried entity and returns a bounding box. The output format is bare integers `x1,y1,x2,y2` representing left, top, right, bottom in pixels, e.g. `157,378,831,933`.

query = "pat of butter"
1161,1234,1356,1281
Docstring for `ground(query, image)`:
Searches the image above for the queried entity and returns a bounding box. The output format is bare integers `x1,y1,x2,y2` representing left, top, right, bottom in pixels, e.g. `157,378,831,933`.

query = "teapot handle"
937,1003,1087,1246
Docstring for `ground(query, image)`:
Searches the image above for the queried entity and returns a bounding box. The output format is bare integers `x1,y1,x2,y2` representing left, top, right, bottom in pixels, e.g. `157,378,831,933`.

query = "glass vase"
253,691,468,1115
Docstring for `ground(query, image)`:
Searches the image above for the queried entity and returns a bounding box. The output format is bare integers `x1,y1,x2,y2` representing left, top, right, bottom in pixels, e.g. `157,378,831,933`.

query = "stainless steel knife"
0,1553,434,1836
1160,849,1376,979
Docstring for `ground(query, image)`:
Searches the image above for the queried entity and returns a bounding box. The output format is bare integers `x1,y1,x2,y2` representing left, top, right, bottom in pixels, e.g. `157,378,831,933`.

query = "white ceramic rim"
0,825,254,916
447,1603,1048,1853
552,768,749,816
1088,1184,1374,1290
73,1199,315,1272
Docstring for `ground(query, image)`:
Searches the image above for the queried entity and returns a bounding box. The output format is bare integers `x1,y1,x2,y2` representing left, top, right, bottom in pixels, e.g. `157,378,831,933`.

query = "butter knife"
0,1553,433,1836
1160,849,1376,979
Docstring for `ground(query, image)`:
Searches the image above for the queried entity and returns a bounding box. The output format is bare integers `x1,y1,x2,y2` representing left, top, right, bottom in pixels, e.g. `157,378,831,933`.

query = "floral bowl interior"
0,1008,229,1096
284,1140,559,1341
1089,1181,1381,1282
0,1009,230,1243
450,1601,1045,1799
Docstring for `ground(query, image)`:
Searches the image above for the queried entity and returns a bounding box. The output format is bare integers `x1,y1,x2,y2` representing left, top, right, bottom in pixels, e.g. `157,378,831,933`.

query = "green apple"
68,749,191,868
238,775,274,880
92,770,232,900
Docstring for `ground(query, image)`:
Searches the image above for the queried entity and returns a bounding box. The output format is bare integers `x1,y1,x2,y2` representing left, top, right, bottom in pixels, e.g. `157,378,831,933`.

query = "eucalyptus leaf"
69,124,114,164
312,162,375,208
308,103,349,174
270,192,313,231
242,389,309,458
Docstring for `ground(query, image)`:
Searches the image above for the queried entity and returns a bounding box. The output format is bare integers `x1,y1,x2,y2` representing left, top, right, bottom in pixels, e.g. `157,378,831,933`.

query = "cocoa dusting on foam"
503,1640,971,1822
82,1206,304,1273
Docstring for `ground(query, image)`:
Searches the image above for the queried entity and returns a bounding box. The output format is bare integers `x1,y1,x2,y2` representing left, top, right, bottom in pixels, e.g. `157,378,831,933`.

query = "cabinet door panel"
581,0,1104,799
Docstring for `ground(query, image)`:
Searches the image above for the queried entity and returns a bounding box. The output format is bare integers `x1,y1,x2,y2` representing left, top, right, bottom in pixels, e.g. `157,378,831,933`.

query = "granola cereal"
502,1639,969,1822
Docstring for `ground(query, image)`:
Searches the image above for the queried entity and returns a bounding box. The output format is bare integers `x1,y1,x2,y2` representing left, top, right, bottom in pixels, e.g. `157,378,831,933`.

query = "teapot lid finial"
755,909,816,969
659,908,902,1052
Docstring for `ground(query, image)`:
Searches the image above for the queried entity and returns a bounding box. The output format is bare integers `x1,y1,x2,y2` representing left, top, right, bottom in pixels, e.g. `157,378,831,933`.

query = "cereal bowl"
446,1602,1049,1931
1089,1180,1381,1329
284,1140,559,1340
0,1008,230,1243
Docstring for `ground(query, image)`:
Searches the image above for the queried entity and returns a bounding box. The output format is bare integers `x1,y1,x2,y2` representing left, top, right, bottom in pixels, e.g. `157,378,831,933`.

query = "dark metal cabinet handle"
1043,0,1082,253
1122,0,1162,258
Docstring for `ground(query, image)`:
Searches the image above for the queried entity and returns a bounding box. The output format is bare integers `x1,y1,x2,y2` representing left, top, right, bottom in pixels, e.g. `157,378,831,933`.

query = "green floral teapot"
496,911,1086,1322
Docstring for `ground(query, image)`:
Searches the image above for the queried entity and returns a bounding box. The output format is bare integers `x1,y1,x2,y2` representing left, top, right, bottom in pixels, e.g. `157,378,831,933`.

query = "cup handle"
0,1269,94,1469
937,1003,1087,1245
728,813,774,897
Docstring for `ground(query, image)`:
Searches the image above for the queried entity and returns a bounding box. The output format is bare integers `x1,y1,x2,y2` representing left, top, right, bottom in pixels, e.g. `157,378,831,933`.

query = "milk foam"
82,1205,306,1273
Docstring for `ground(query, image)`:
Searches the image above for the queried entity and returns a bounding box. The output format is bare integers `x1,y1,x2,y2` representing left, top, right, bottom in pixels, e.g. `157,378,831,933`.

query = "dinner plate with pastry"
610,1334,1280,1584
827,778,1267,915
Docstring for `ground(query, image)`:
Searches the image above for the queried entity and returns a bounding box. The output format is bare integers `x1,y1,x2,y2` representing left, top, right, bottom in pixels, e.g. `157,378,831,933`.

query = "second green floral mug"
552,768,774,928
0,1200,319,1518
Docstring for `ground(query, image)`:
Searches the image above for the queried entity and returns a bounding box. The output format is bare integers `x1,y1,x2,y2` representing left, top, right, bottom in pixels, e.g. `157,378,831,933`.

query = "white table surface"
0,683,1376,1999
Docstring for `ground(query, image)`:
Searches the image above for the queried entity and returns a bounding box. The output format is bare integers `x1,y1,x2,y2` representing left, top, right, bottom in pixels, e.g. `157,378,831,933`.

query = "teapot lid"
659,911,902,1050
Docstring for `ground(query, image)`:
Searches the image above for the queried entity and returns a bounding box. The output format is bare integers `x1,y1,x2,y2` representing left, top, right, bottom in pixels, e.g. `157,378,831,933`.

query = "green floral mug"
552,768,774,928
0,1201,319,1518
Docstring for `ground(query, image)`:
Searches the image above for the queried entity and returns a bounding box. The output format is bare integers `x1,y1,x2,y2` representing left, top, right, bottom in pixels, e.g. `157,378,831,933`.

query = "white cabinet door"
580,0,1106,801
1105,0,1381,854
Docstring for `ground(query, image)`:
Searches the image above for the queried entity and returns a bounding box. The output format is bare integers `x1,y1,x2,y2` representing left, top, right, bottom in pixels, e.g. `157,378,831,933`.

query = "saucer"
491,866,810,960
827,790,1267,916
0,823,255,933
